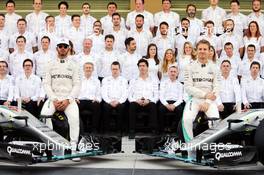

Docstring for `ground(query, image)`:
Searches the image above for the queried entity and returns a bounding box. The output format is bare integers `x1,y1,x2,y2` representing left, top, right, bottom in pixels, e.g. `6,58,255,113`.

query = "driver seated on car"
183,39,221,144
40,37,81,161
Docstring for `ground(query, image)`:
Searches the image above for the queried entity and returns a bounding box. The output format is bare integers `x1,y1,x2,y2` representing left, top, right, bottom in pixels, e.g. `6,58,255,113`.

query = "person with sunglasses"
40,37,81,161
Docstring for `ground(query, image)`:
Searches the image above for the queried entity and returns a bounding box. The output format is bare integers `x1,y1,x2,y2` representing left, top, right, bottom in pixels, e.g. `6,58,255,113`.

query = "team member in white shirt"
4,0,21,35
217,60,241,119
102,61,128,133
9,36,33,77
66,14,85,54
77,62,101,133
118,37,141,81
0,60,14,106
88,20,105,54
55,1,71,37
175,18,197,57
154,0,180,37
238,44,260,79
104,12,127,54
75,38,99,78
80,2,96,37
14,59,43,117
225,0,247,38
0,14,10,51
241,61,264,109
127,14,153,57
197,21,221,55
219,42,241,78
100,2,125,35
248,0,264,36
41,38,81,159
219,19,244,58
183,40,220,144
26,0,48,36
9,18,38,53
185,4,203,39
201,0,226,35
34,36,56,78
128,59,159,138
98,34,119,79
38,15,59,51
126,0,154,33
152,21,175,60
159,65,183,133
142,43,160,81
0,48,9,62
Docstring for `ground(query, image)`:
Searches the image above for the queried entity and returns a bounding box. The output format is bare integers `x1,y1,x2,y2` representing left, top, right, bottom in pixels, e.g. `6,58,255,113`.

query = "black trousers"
102,102,125,132
158,101,183,132
78,100,101,132
129,102,157,133
242,102,264,110
219,103,236,120
23,100,39,117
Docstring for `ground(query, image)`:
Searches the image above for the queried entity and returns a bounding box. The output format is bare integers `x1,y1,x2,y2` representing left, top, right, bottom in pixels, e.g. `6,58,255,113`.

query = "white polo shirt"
151,35,175,60
78,76,101,102
225,12,248,38
0,28,10,51
97,49,119,78
0,75,14,101
5,13,22,35
100,14,126,35
55,15,72,37
26,11,49,36
65,27,85,54
126,10,154,32
80,14,97,37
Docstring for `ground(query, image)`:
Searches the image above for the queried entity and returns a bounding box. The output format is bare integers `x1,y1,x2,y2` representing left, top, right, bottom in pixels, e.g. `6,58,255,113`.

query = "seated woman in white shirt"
159,48,177,81
0,60,14,106
142,43,160,81
14,59,43,117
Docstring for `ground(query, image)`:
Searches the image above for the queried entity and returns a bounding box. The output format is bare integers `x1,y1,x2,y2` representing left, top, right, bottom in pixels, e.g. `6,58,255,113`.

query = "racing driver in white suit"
41,38,81,156
183,39,221,143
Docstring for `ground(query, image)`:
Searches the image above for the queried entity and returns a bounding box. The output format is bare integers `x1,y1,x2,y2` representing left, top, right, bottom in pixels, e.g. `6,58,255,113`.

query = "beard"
252,7,261,13
187,12,196,18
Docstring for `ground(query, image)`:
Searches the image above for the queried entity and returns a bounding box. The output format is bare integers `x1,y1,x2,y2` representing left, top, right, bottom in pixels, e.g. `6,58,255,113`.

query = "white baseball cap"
57,37,70,46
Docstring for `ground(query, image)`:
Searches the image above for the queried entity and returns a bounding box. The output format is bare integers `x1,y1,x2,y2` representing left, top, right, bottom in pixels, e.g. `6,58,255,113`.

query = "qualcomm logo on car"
7,146,31,156
215,151,242,161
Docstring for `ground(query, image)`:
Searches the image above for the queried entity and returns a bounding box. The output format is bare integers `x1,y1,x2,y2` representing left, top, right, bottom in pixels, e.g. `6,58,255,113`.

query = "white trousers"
41,100,80,145
182,99,219,142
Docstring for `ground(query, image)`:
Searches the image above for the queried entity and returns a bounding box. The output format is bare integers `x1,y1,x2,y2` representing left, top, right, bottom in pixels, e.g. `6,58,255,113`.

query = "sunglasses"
57,44,69,49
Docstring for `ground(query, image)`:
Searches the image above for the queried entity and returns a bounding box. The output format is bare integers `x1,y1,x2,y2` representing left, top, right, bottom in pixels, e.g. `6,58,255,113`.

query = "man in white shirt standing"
26,0,48,36
119,37,141,81
98,34,119,80
88,21,105,54
80,2,96,37
75,38,99,78
9,18,38,53
34,36,56,78
77,62,101,133
159,65,183,133
14,59,43,118
128,59,159,138
217,60,241,119
0,14,10,52
202,0,226,35
152,21,175,60
186,4,203,40
248,0,264,36
127,14,152,57
241,61,264,109
9,36,33,77
154,0,180,37
100,2,126,35
126,0,154,33
226,0,248,38
4,0,21,35
55,1,71,37
105,12,127,54
66,14,85,54
102,61,128,133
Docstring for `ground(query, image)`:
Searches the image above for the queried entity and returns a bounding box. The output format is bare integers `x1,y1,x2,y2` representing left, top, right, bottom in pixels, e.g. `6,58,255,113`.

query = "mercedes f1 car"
135,109,264,168
0,105,121,165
